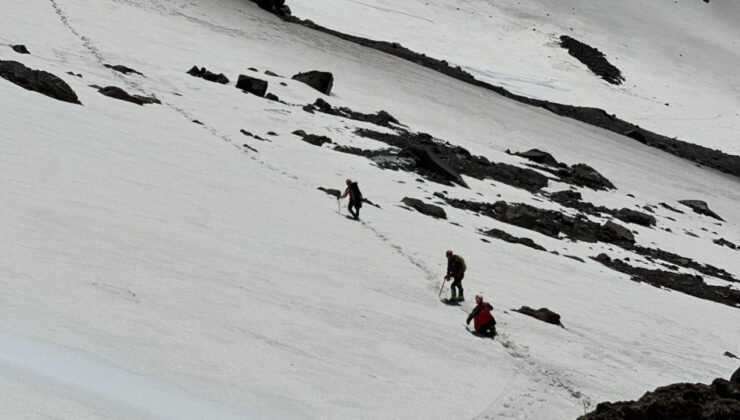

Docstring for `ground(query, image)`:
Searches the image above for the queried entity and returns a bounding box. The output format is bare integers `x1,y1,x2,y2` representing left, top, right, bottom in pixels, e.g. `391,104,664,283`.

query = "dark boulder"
292,71,334,95
104,64,143,76
616,208,656,227
401,197,446,219
509,148,562,167
307,98,400,128
0,60,80,104
600,221,635,247
98,86,144,105
254,0,291,16
514,306,562,326
265,92,280,101
679,200,725,222
187,66,229,84
405,146,469,188
560,35,624,85
579,378,740,420
236,74,268,97
565,163,615,190
12,45,30,54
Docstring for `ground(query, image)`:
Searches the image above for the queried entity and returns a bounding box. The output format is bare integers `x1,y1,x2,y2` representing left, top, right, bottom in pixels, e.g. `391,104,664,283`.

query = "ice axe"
438,276,447,298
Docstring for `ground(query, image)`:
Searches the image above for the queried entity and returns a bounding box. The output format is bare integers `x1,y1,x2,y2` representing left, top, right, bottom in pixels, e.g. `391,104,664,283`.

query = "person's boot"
457,293,465,302
450,291,457,301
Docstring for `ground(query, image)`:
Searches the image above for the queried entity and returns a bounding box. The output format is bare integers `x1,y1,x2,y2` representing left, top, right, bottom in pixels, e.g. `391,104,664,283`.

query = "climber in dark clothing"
339,178,363,220
444,250,466,301
467,295,496,338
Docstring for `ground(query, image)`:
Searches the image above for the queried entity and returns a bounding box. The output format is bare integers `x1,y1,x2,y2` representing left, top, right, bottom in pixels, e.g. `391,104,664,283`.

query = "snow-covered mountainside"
289,0,740,155
1,1,739,419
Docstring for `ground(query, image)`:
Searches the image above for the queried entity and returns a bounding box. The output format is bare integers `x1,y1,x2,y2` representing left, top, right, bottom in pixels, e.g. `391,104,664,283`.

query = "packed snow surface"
289,0,740,155
1,0,739,419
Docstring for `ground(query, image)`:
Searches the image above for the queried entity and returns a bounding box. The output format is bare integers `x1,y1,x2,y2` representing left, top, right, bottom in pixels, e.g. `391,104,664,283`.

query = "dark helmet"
445,250,453,258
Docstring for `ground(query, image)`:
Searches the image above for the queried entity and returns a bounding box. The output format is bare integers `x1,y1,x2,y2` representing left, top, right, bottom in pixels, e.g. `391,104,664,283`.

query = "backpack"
459,256,466,272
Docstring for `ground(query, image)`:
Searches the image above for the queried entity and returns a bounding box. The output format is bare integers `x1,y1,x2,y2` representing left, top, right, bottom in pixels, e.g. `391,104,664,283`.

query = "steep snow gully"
1,0,739,419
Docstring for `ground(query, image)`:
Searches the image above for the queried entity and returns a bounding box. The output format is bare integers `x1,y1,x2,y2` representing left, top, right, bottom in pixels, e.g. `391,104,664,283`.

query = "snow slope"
289,0,740,155
1,0,739,419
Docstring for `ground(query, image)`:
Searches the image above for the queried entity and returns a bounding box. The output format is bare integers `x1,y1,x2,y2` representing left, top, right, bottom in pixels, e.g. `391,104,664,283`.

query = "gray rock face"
236,74,268,97
292,71,334,95
0,60,80,104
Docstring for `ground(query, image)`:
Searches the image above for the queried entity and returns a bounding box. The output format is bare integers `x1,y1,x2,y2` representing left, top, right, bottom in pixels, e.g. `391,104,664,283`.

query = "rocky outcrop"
559,35,624,85
104,64,143,76
592,253,740,308
439,195,636,247
579,377,740,420
563,163,616,191
0,60,80,104
630,245,736,282
187,66,229,84
513,306,563,326
679,200,725,222
481,228,547,252
292,130,332,146
401,197,446,219
292,71,333,95
252,0,291,16
305,98,400,128
236,74,268,97
356,129,547,192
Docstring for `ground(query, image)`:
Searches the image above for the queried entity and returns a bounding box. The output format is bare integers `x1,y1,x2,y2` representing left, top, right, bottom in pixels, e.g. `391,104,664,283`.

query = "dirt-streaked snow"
1,0,739,419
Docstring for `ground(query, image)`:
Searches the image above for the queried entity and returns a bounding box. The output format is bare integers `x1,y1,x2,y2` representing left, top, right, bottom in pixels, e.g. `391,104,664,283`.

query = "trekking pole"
337,198,341,214
438,277,446,298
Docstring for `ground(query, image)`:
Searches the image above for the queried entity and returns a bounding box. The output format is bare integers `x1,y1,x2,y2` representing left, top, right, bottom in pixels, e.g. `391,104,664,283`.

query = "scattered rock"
679,200,725,221
564,255,585,263
560,35,624,85
66,71,82,78
659,202,685,214
630,245,736,282
714,238,737,250
192,120,204,125
579,378,740,420
278,15,740,180
725,352,738,359
98,86,146,105
401,197,447,219
265,92,280,101
104,64,143,76
236,74,268,97
601,221,635,246
508,148,564,167
292,130,332,146
592,253,740,308
0,60,80,104
481,228,547,251
514,306,563,327
264,70,282,77
292,71,333,95
11,45,30,54
240,129,269,142
306,98,400,128
187,66,229,84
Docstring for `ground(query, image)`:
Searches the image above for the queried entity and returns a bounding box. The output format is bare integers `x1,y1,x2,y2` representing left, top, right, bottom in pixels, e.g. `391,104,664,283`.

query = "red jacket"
467,302,495,331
